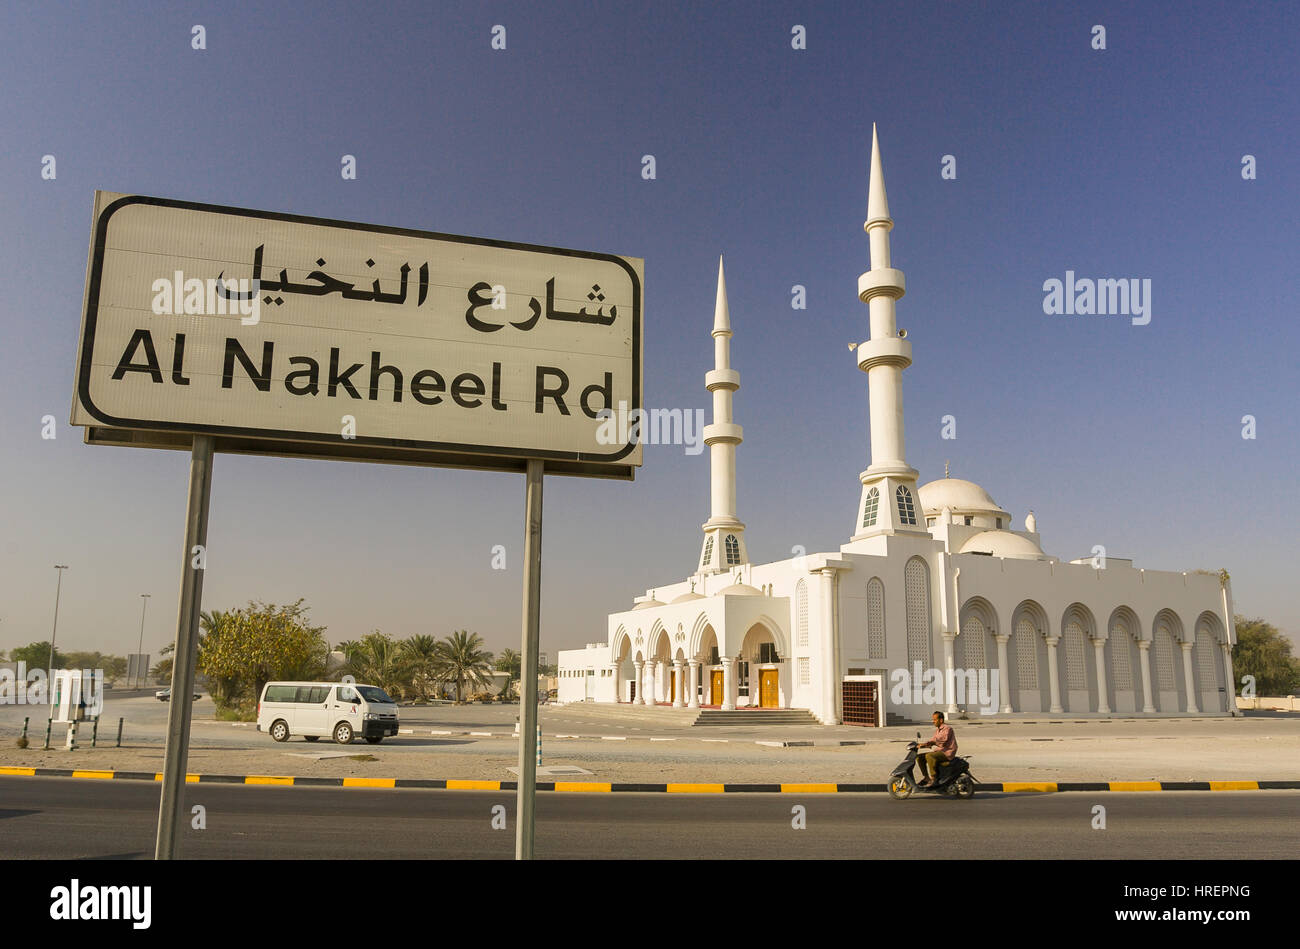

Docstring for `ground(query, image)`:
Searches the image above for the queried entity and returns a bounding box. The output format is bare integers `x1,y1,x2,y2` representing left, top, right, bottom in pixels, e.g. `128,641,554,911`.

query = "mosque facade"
558,127,1237,722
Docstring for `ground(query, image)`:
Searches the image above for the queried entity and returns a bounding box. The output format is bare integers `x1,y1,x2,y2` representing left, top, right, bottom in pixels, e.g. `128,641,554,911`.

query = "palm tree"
343,632,409,699
401,634,442,701
440,630,495,704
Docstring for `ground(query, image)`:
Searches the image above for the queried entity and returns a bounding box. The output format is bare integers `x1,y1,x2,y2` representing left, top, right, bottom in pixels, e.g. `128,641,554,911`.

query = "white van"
257,681,399,744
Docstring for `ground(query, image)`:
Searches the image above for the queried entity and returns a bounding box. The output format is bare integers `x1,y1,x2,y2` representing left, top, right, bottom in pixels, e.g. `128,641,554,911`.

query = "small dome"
670,591,705,604
918,478,1009,518
715,582,763,597
958,530,1045,560
632,598,666,611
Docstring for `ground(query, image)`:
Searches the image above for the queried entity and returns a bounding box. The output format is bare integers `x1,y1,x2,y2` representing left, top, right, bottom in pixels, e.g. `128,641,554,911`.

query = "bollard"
44,718,52,750
66,720,78,751
91,715,100,748
116,717,124,748
20,717,29,744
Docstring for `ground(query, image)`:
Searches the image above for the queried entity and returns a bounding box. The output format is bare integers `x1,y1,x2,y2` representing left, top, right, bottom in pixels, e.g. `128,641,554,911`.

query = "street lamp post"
48,565,68,714
136,594,151,689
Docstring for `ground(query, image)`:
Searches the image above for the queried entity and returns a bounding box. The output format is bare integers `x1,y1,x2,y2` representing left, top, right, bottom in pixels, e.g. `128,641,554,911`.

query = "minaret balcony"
703,422,743,445
855,337,912,372
858,268,906,303
705,368,741,391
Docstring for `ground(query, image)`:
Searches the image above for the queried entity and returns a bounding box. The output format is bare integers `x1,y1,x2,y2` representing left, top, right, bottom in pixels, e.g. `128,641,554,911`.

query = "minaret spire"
851,126,926,541
699,256,748,574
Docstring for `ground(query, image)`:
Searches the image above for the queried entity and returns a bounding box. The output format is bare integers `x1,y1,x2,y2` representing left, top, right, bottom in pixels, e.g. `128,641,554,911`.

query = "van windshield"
356,686,394,704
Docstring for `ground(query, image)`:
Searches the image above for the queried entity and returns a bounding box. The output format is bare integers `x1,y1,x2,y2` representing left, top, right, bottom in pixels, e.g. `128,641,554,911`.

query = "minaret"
699,256,749,574
851,126,926,539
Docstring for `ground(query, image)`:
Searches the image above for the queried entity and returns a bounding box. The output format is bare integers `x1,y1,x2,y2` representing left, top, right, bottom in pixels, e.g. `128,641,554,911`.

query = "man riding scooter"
917,710,957,786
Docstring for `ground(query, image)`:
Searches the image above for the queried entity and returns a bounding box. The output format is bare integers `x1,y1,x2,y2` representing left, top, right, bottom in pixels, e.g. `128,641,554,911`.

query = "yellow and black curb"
1,767,1296,793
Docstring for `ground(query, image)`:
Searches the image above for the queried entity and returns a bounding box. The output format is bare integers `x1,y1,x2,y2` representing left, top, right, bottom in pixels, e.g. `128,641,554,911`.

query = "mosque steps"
693,709,822,727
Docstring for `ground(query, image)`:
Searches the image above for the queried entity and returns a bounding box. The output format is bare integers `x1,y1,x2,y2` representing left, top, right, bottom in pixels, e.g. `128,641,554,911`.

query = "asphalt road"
2,776,1296,859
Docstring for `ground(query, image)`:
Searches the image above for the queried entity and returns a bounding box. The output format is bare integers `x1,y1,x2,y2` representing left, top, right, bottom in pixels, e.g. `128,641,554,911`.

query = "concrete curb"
2,767,1296,793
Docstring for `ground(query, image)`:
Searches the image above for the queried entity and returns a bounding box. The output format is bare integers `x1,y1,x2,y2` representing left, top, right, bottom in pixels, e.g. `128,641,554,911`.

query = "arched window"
961,615,986,669
1063,618,1087,690
1195,624,1216,692
866,578,885,659
904,557,931,666
1109,621,1133,690
1014,616,1038,690
861,487,879,528
896,486,917,525
701,536,714,567
724,534,740,565
795,579,809,648
1154,623,1176,691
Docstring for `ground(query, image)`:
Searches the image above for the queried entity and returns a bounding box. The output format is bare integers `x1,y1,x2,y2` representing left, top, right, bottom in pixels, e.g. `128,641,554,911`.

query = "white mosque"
558,127,1238,723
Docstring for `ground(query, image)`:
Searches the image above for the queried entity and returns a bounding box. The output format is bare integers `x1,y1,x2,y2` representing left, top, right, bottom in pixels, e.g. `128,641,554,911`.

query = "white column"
648,659,660,705
1180,642,1199,714
993,633,1012,713
632,659,645,704
608,664,619,702
941,631,958,714
1137,640,1155,713
721,657,736,711
1045,636,1063,714
1094,639,1111,714
816,568,840,724
1220,643,1235,714
687,660,700,709
672,659,685,707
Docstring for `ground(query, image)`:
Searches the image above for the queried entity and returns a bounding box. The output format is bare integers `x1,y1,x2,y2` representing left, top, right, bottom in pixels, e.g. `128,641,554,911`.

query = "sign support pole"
515,459,544,859
155,434,214,860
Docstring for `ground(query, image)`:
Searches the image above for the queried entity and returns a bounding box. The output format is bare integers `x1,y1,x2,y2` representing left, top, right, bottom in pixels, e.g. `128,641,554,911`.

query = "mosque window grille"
1014,617,1038,690
759,642,779,663
904,557,931,666
701,536,714,567
1154,625,1176,691
867,577,886,660
796,579,809,647
724,534,740,565
798,658,811,686
1110,622,1133,691
862,487,879,528
1063,620,1087,690
1196,626,1216,691
896,486,917,525
961,616,986,669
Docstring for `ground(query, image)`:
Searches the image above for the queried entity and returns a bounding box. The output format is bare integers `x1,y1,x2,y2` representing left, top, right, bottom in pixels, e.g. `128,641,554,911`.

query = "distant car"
155,688,202,702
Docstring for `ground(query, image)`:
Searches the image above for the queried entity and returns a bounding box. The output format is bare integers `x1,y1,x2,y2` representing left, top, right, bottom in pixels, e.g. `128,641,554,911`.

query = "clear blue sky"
1,0,1296,661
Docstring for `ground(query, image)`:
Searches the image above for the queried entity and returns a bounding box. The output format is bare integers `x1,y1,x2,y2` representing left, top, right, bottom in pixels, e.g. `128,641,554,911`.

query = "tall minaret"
851,126,926,540
699,256,749,574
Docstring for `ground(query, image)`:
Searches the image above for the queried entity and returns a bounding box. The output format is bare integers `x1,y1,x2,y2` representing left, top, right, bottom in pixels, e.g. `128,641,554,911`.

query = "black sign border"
75,194,641,467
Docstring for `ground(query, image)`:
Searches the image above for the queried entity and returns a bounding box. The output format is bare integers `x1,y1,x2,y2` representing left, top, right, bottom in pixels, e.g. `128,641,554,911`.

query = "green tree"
400,634,442,700
197,600,329,716
11,641,65,670
1233,617,1300,696
495,648,521,679
440,630,495,704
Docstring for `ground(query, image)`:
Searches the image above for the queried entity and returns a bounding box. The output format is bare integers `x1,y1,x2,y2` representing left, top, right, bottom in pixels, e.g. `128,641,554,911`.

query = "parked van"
257,681,399,744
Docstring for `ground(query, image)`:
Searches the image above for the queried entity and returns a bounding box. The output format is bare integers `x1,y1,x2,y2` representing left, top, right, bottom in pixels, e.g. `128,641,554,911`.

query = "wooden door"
760,669,779,708
669,669,676,703
710,670,723,706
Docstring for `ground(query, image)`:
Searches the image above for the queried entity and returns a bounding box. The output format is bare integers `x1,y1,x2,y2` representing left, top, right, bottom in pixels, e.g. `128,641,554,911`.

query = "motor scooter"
888,731,977,800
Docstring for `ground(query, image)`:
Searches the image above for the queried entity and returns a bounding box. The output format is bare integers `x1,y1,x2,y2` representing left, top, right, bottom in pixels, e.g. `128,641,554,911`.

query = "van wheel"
333,722,354,745
304,735,320,742
364,736,383,745
270,720,289,742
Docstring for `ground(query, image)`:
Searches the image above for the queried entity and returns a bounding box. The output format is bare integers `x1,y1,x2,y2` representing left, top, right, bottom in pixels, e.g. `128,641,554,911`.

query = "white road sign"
71,193,643,477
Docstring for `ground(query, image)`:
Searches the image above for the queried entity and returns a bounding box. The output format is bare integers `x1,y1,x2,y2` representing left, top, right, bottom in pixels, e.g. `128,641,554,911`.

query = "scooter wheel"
888,776,914,800
954,774,975,799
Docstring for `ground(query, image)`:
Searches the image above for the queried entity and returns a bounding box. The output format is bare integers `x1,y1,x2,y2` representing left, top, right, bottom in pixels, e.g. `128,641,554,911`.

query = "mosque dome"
632,597,666,611
670,591,705,604
715,582,763,597
918,478,1009,518
958,530,1045,560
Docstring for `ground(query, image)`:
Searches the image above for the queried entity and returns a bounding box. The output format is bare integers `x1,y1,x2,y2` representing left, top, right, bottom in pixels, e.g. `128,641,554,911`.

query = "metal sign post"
515,459,544,859
155,434,214,860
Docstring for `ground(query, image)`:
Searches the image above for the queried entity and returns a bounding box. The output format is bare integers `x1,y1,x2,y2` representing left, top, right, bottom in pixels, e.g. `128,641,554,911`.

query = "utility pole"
48,565,68,715
136,593,151,689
